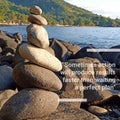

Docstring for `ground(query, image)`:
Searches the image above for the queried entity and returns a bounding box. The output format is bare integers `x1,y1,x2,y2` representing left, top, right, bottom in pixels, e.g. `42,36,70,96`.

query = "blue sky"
64,0,120,19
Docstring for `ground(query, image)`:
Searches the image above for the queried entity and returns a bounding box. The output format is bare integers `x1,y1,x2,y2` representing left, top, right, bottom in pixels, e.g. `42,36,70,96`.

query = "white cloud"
64,0,120,18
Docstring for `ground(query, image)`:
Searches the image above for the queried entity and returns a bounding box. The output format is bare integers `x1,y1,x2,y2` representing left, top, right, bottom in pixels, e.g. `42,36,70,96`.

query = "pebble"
88,106,108,115
0,88,59,120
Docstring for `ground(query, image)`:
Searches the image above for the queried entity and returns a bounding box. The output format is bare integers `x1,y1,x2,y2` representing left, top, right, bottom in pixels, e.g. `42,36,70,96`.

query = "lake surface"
0,25,120,48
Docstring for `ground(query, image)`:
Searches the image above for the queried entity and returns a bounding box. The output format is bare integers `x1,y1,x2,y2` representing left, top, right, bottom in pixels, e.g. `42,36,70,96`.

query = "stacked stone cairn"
0,5,63,120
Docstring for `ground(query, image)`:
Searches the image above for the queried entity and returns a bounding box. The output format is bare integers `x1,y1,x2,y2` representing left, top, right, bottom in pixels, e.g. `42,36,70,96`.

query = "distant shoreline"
0,23,28,26
0,23,119,28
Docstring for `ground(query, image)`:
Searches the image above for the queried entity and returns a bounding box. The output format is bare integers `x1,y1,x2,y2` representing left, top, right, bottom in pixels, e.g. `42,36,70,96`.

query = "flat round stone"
19,43,62,72
30,5,42,15
28,14,48,25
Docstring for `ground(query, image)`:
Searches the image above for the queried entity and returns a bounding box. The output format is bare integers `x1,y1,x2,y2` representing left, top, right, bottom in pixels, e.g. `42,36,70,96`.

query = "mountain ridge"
0,0,120,26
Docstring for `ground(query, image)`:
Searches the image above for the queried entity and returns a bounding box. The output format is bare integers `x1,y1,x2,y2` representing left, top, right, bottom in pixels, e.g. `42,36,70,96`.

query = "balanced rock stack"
0,6,63,120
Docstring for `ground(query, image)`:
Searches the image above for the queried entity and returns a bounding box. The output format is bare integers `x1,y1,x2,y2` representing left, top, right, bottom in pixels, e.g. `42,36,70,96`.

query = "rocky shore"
0,5,120,120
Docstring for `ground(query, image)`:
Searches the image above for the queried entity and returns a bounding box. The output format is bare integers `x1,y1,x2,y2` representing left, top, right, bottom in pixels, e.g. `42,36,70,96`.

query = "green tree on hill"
0,0,120,26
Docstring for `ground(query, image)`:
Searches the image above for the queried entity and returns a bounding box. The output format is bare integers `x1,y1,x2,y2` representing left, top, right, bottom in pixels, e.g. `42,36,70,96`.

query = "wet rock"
88,105,108,115
27,24,49,48
28,14,48,25
19,43,62,72
0,88,59,120
30,5,42,15
13,62,62,91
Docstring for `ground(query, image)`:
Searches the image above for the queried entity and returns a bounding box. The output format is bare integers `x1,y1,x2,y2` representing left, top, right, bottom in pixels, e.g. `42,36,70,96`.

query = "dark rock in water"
13,62,62,91
50,38,70,61
101,45,120,67
0,30,22,51
71,45,104,63
59,65,83,108
39,103,100,120
0,65,16,90
58,40,81,55
0,88,59,120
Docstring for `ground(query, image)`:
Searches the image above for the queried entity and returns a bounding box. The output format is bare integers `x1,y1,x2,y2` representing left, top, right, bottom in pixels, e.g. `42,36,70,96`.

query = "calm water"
0,25,120,48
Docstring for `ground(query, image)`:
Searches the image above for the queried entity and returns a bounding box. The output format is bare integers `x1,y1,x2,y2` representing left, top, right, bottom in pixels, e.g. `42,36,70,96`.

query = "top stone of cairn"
30,5,42,15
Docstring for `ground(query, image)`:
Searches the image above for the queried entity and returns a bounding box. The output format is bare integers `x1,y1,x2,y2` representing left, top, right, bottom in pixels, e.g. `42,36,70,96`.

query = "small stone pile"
0,5,63,120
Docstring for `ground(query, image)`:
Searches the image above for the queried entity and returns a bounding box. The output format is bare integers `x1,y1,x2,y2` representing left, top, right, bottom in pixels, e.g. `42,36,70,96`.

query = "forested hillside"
0,0,120,26
0,0,29,24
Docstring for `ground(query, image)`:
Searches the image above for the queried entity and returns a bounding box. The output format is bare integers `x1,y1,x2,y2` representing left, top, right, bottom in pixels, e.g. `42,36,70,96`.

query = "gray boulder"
0,88,59,120
50,38,70,61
